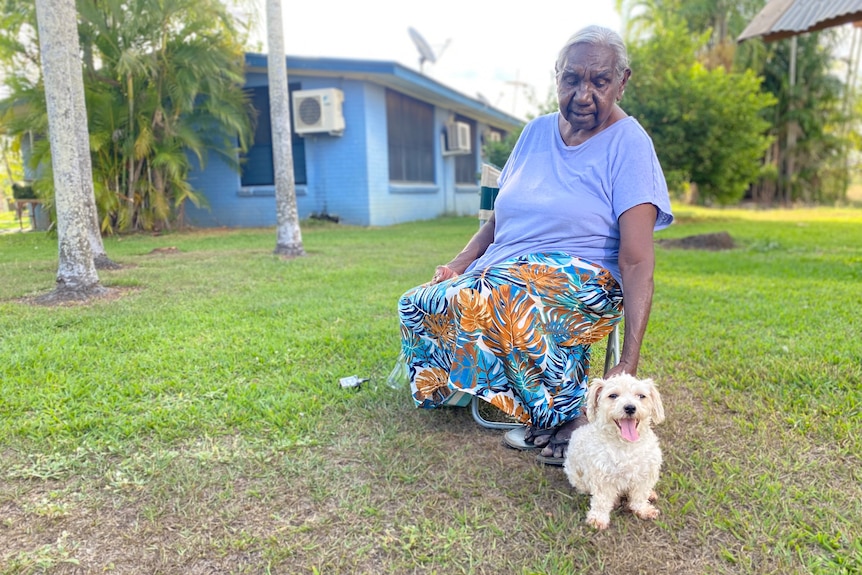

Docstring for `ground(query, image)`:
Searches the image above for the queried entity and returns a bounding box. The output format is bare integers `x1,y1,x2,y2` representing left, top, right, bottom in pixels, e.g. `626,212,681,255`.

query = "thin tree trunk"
64,3,118,270
267,0,305,257
35,0,107,302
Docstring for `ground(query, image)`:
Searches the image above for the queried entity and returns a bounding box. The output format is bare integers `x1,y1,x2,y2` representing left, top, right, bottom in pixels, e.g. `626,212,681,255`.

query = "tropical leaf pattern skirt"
398,252,623,429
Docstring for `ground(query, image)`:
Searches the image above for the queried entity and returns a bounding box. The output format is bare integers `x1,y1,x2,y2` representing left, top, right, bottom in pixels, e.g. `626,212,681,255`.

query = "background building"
185,54,524,228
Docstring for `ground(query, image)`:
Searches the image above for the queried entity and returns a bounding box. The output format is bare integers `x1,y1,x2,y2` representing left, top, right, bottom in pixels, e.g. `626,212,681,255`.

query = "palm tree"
3,0,254,233
34,0,106,301
77,0,253,232
266,0,305,257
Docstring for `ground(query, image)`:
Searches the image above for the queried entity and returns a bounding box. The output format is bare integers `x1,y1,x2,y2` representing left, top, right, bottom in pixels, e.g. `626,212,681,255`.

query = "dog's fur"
563,374,665,530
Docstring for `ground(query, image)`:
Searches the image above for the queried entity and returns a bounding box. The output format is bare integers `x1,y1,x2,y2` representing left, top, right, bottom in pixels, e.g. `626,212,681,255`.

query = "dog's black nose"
624,404,636,415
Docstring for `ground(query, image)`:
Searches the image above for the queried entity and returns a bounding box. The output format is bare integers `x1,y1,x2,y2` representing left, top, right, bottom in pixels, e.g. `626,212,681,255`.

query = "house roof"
245,53,525,132
738,0,862,42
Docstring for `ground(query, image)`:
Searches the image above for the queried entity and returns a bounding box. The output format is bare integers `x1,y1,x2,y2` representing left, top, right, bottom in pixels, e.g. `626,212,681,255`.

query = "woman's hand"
427,213,495,286
430,265,458,285
603,362,635,380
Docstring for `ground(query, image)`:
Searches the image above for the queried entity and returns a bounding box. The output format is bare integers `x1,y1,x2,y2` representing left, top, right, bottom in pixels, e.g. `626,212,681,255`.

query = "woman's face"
556,43,629,140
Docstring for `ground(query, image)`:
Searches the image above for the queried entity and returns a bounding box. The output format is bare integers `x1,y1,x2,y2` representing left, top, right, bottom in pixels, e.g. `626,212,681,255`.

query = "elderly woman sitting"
397,25,673,465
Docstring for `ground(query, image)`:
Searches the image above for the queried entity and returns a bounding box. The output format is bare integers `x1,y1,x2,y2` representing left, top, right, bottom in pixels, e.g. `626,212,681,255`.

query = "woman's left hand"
603,362,635,379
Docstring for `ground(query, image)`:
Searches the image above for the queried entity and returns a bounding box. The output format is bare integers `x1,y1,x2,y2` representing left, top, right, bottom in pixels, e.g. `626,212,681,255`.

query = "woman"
397,25,673,465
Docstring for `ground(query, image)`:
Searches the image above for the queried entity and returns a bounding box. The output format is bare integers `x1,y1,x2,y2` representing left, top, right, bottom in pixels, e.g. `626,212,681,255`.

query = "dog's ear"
585,379,603,422
647,379,665,424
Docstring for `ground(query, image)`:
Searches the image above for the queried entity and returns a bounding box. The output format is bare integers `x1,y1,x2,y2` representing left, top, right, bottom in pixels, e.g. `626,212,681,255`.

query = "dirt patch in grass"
657,231,735,250
14,285,139,308
146,246,181,255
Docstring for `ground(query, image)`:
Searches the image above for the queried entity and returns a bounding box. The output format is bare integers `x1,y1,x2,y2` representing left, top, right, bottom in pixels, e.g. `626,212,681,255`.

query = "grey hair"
554,25,629,81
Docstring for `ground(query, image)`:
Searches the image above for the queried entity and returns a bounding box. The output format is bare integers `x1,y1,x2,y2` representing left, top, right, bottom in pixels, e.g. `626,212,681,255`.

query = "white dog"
563,374,665,530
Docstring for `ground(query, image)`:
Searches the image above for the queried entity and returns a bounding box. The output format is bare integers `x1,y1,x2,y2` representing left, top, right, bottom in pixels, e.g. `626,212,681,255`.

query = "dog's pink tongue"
619,418,639,442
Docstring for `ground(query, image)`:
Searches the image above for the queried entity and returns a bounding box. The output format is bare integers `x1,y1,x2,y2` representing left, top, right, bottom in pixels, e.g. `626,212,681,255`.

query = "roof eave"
244,53,524,131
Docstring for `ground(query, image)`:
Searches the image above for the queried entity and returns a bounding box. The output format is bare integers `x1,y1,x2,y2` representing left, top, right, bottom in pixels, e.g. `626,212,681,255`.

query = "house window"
454,116,478,184
241,84,307,186
386,89,434,183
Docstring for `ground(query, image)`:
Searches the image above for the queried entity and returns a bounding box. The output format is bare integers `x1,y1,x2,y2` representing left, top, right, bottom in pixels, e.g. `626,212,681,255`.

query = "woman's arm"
430,213,496,284
605,203,657,378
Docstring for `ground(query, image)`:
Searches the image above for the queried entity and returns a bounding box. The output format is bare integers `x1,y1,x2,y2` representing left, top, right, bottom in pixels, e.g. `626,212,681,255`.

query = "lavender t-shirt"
466,113,673,285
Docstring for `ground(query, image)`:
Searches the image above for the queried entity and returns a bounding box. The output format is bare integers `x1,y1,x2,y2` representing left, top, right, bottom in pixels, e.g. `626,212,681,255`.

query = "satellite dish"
408,27,439,72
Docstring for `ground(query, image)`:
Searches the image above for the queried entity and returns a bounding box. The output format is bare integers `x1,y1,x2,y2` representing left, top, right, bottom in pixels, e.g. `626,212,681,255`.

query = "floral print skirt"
397,252,623,429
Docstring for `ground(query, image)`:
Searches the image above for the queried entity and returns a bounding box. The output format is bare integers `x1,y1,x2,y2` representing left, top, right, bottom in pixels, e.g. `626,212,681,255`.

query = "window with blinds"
386,89,435,183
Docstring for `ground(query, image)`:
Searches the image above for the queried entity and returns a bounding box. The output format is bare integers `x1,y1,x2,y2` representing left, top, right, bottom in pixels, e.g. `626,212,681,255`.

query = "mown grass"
0,207,860,574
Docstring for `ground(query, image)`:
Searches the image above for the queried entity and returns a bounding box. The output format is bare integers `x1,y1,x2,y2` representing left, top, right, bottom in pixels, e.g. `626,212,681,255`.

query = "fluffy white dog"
563,374,665,530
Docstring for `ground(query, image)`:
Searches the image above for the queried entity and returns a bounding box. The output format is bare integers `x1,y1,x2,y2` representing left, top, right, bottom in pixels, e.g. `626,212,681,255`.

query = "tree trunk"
35,0,107,302
63,1,119,270
267,0,305,257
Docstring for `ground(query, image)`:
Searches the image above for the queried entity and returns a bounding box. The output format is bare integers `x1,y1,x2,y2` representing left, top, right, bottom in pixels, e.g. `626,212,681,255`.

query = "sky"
248,0,624,120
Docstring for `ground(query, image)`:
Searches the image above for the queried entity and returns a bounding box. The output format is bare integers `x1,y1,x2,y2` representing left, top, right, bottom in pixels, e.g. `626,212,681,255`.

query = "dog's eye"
608,393,618,399
637,394,646,399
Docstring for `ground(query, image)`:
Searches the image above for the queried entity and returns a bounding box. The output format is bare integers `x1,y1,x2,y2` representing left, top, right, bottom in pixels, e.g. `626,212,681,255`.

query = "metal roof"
244,53,524,132
738,0,862,42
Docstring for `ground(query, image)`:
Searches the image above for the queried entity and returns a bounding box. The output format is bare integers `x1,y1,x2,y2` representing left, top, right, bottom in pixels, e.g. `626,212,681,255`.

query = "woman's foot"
524,425,555,448
539,413,588,459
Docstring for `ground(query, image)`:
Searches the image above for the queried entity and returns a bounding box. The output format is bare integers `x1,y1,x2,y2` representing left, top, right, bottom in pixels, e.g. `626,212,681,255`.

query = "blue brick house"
184,54,524,228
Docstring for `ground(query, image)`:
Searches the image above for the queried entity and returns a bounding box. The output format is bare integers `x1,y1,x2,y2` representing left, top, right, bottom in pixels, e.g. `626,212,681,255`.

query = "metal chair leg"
470,395,521,429
604,323,620,375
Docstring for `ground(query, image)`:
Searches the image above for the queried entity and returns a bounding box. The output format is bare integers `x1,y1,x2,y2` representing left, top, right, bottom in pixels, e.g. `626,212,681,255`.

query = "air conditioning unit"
292,88,345,136
445,121,471,154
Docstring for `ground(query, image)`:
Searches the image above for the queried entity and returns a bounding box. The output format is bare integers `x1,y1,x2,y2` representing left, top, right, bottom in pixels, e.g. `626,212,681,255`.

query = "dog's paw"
633,504,660,520
586,512,610,530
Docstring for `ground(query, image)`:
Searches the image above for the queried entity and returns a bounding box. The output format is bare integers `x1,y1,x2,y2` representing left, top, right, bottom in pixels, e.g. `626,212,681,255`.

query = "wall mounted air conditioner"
445,121,471,154
292,88,345,136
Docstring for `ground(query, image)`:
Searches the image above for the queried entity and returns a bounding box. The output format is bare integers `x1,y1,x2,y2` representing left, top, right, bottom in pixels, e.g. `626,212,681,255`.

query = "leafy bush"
482,126,523,170
624,22,776,205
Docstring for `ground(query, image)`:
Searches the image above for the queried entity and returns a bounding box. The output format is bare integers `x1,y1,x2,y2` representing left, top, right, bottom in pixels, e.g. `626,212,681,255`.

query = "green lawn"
0,208,860,574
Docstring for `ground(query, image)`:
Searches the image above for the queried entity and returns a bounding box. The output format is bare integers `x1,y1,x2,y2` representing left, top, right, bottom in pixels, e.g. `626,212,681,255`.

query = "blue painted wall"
184,61,517,228
299,77,371,225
